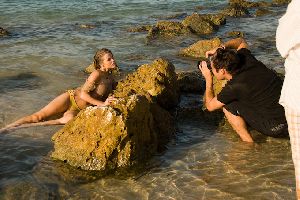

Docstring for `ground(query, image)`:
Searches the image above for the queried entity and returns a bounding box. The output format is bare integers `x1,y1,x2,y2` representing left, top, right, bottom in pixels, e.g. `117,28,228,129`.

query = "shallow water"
0,0,295,199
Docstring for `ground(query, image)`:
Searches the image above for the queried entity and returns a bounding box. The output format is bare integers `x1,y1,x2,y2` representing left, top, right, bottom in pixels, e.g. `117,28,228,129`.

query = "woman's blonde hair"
93,48,113,69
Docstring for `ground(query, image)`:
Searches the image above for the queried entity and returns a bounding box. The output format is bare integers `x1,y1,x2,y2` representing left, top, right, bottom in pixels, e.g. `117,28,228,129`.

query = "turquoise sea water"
0,0,295,199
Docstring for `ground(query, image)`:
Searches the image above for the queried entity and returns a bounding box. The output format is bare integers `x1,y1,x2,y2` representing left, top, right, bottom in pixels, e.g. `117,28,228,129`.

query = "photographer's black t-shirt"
217,48,286,125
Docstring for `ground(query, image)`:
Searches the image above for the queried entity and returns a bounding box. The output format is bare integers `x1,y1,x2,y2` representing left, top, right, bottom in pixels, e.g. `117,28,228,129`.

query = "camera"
197,59,211,70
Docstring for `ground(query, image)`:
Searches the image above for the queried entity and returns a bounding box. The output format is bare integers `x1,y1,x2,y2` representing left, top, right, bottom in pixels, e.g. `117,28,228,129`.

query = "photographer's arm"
206,38,249,58
198,61,224,111
223,37,249,50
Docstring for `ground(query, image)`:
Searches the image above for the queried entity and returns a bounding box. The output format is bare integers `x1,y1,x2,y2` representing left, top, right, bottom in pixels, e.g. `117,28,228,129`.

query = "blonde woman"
1,48,117,132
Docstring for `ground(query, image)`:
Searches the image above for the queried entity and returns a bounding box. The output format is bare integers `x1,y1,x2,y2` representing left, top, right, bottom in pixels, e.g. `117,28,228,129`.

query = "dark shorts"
224,101,288,138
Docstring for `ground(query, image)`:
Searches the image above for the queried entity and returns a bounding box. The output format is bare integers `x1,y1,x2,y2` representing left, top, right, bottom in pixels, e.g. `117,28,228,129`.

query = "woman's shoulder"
89,69,105,79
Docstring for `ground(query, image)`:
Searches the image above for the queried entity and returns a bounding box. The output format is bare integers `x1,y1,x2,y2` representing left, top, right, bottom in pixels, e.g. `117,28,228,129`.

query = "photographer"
198,38,288,142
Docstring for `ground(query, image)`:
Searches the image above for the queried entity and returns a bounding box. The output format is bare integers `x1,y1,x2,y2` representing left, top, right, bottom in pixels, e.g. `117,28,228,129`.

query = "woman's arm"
80,71,107,106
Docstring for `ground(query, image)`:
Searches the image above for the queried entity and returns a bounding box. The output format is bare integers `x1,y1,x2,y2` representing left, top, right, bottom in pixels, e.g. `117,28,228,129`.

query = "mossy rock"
201,14,226,26
114,58,179,109
127,25,153,33
147,21,191,40
221,4,250,17
226,31,245,38
255,8,273,16
179,37,222,59
272,0,291,5
0,27,10,36
52,95,157,171
182,13,215,35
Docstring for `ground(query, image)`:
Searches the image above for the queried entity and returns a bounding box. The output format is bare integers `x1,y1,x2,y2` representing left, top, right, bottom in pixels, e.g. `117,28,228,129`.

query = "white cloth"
276,0,300,112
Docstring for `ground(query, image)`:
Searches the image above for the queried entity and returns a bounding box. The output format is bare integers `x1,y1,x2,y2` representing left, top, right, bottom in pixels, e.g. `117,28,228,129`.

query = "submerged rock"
229,0,272,8
151,13,187,20
79,24,96,29
179,37,222,59
52,58,179,171
226,31,245,38
272,0,291,5
0,27,10,36
255,8,273,16
127,25,153,33
221,4,250,17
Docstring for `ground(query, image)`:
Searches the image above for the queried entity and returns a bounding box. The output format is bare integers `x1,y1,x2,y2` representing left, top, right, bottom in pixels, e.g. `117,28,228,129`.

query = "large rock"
114,58,180,109
52,58,179,171
179,37,222,59
52,95,157,171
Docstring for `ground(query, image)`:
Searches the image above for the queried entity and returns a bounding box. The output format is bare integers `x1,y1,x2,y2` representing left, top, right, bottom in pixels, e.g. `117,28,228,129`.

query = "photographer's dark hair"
211,48,241,74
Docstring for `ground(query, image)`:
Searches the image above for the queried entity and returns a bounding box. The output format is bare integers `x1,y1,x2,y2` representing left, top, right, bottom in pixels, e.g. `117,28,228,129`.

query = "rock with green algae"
179,37,222,59
52,58,178,171
52,95,157,171
272,0,291,5
147,21,192,40
255,8,273,16
182,13,226,35
113,58,180,109
229,0,272,8
221,4,250,17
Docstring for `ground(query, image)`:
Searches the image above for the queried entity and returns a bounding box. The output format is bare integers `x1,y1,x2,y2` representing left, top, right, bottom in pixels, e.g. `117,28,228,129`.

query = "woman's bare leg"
1,110,78,132
1,92,71,132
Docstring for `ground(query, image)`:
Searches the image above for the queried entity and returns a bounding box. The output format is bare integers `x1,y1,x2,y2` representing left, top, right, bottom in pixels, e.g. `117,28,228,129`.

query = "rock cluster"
52,58,179,171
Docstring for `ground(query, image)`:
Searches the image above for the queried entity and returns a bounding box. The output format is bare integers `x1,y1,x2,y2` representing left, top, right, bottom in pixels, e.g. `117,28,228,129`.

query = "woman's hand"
103,96,117,106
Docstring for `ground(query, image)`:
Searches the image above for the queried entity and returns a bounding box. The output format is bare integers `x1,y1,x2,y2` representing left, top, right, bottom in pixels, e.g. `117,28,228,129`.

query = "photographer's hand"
199,61,212,81
205,45,225,58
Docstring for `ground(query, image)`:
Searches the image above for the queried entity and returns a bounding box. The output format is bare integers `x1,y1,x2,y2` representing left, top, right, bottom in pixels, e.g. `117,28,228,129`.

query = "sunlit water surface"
0,0,294,199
